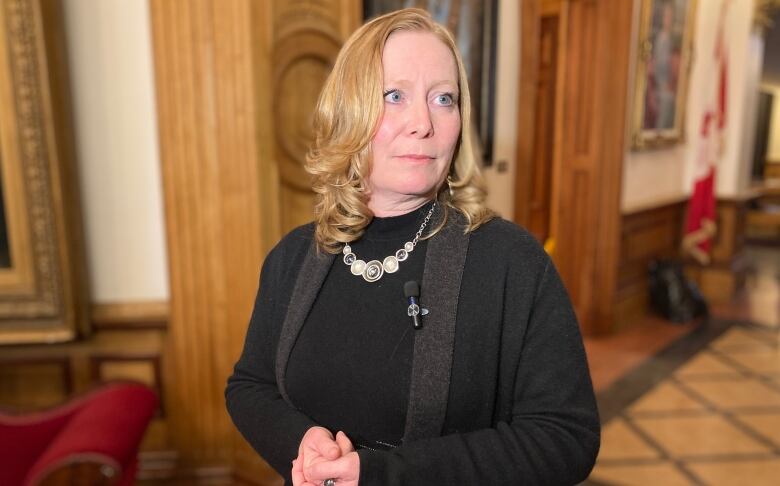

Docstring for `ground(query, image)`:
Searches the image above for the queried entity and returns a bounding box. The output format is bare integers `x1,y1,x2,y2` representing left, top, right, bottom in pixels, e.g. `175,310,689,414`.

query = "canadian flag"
683,4,728,265
682,113,718,264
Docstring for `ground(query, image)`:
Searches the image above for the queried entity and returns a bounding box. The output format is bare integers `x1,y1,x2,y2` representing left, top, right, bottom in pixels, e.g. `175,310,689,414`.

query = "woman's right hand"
292,427,354,486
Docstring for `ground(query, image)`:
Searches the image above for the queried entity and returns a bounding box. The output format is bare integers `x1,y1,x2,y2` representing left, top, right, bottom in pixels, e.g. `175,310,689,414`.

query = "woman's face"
367,30,462,215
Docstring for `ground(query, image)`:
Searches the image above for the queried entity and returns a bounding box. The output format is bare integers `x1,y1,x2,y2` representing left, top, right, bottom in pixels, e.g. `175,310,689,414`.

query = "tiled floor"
586,245,780,485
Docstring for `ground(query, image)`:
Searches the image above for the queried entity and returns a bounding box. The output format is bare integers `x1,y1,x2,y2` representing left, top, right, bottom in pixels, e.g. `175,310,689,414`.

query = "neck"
368,195,435,218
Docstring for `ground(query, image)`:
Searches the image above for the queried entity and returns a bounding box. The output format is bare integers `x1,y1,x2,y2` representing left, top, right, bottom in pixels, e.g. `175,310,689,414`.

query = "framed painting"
632,0,698,149
363,0,499,164
0,0,88,344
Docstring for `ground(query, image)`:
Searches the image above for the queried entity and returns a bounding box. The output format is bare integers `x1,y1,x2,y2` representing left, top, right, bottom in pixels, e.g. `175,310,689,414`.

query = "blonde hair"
305,8,494,253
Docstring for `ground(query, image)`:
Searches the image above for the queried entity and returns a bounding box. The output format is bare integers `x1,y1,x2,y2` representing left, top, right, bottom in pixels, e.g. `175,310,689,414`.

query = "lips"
395,154,435,160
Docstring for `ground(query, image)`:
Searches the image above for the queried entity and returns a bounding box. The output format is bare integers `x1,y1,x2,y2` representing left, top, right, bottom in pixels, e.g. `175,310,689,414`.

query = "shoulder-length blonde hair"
305,8,494,253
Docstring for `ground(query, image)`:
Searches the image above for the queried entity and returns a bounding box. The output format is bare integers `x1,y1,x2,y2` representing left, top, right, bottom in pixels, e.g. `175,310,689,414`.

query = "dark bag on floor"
647,259,709,323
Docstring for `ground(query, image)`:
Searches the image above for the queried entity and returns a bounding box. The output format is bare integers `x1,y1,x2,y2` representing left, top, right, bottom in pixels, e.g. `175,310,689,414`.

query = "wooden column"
150,0,271,475
150,0,360,481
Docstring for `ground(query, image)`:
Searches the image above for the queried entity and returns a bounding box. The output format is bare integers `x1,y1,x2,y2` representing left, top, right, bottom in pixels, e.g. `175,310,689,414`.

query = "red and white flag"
683,1,729,264
683,113,718,264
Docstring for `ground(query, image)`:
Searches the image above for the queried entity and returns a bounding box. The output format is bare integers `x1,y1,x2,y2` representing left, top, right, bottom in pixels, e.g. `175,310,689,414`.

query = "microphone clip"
404,280,425,330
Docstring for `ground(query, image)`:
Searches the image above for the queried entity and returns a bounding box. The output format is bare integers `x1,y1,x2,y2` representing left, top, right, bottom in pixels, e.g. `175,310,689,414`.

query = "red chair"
0,382,158,486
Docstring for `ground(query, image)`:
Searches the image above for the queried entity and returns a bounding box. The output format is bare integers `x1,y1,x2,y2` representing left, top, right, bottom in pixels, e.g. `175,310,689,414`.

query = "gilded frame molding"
0,0,87,344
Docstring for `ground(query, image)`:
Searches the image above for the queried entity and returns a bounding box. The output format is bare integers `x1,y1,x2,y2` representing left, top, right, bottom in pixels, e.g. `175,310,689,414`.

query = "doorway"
515,0,567,252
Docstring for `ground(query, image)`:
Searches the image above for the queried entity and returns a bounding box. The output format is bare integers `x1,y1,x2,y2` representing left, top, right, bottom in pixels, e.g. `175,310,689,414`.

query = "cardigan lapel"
275,243,335,404
403,210,470,442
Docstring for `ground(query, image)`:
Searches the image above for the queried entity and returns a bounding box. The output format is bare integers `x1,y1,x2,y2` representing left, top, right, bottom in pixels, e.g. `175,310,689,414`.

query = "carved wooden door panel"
527,13,561,246
272,1,361,234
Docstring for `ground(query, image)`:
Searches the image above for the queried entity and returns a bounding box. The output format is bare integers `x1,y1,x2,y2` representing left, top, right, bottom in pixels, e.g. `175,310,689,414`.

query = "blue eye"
435,93,455,106
384,90,402,103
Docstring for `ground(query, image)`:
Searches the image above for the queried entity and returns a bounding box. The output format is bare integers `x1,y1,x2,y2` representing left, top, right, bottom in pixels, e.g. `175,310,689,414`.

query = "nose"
407,99,434,138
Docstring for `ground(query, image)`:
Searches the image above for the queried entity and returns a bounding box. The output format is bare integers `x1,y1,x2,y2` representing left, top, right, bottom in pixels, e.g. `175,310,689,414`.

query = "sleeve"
356,259,600,486
225,247,317,482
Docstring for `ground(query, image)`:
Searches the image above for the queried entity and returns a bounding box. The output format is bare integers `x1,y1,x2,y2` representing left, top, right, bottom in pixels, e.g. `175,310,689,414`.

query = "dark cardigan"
225,211,600,485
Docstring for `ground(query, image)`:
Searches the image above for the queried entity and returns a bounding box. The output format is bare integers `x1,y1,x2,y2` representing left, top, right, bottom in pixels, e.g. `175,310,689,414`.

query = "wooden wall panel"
615,200,687,328
615,196,751,325
686,197,751,303
0,304,171,479
0,358,70,409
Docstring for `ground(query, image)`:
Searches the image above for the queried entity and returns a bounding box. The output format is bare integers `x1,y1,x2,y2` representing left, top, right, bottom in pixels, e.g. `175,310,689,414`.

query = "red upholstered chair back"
0,382,158,486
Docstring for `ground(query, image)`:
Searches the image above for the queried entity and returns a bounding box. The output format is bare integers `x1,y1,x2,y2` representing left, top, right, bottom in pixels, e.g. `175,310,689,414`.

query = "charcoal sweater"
286,203,431,447
225,208,600,485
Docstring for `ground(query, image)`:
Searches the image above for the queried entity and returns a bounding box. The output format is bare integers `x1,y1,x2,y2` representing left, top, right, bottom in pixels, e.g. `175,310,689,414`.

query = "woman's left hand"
295,431,359,486
303,450,360,486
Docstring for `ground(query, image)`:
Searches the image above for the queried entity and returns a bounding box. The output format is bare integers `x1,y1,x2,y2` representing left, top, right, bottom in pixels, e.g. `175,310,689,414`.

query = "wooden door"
516,0,567,252
516,0,633,335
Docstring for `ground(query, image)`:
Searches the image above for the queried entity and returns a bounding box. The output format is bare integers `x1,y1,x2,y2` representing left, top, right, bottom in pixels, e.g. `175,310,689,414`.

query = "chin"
393,181,438,198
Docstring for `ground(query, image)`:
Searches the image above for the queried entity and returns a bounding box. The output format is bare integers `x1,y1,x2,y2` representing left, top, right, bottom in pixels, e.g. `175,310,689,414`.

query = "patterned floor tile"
686,458,780,486
733,412,780,448
710,328,775,352
628,382,707,415
720,349,780,376
591,245,780,483
598,418,661,461
631,415,771,457
681,378,780,410
589,462,694,486
674,351,743,380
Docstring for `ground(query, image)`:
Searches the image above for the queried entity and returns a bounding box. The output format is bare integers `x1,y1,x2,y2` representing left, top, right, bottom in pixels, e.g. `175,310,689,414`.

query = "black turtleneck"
285,202,433,446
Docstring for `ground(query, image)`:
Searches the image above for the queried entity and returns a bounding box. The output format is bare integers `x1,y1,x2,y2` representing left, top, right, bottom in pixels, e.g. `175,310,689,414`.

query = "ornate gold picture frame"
632,0,698,149
0,0,88,344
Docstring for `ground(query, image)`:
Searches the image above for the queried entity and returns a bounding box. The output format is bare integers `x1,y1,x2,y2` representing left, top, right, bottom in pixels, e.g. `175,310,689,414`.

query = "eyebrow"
384,79,459,90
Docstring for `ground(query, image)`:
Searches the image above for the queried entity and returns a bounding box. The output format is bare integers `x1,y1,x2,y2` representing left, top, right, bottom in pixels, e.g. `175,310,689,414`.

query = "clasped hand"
292,426,360,486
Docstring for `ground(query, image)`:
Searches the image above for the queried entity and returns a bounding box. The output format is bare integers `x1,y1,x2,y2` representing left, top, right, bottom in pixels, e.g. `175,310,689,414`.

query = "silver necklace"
342,202,436,283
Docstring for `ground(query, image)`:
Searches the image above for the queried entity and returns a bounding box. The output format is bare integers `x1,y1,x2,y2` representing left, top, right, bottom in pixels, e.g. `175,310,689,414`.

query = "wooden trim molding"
622,194,689,216
91,301,169,330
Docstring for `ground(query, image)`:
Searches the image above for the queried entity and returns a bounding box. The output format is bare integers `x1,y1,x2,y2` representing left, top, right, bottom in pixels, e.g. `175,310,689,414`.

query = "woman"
226,8,599,486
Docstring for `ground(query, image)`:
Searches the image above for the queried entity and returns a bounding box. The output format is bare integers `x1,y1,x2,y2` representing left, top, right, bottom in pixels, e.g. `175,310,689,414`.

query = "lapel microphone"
404,280,423,330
